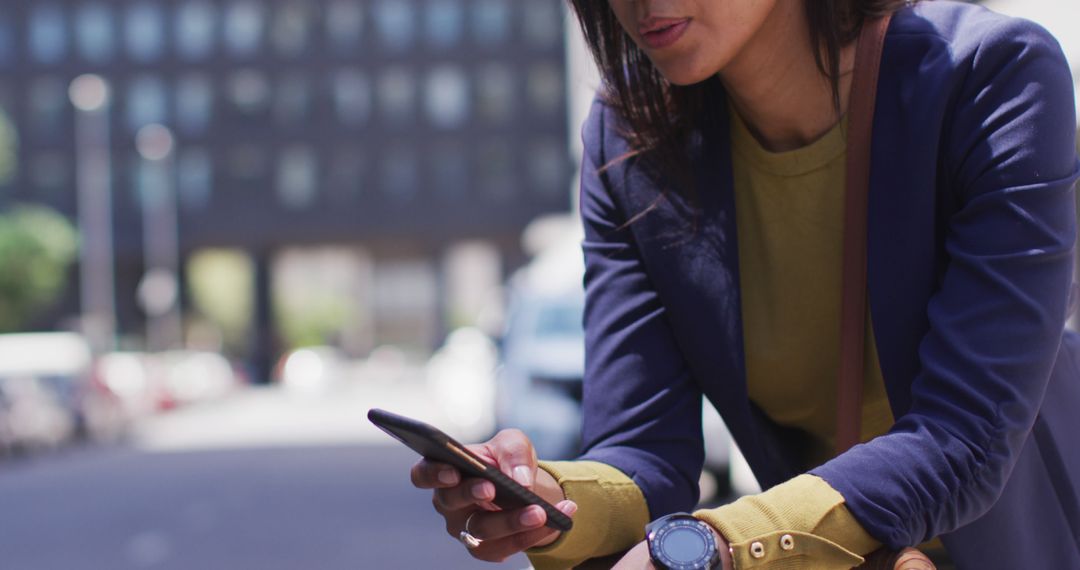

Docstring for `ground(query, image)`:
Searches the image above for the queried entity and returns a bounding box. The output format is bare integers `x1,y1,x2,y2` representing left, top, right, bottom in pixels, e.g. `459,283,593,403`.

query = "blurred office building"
0,0,574,380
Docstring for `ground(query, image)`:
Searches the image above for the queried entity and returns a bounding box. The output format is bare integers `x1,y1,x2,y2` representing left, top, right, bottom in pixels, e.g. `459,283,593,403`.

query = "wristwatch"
646,513,721,570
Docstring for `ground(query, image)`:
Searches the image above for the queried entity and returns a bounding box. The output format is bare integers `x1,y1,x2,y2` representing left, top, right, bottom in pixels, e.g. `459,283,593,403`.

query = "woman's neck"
718,2,855,153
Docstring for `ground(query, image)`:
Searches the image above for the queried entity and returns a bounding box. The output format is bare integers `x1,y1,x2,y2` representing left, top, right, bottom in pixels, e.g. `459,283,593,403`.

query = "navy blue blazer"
575,2,1080,567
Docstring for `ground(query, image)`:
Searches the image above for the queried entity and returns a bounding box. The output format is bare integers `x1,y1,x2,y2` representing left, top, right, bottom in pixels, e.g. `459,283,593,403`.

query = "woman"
410,0,1080,568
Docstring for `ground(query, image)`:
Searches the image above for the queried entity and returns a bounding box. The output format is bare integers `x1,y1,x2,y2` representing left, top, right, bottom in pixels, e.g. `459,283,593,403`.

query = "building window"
131,155,177,210
30,152,71,199
76,3,115,64
381,145,418,201
227,145,268,181
425,66,469,129
476,63,515,123
224,1,265,58
128,155,144,208
176,73,214,136
328,145,367,203
326,0,364,55
0,16,14,66
333,69,372,127
431,141,468,198
527,63,562,116
425,0,464,48
477,139,514,200
271,2,312,58
125,3,165,62
471,0,510,46
28,76,68,139
274,73,312,126
522,1,561,48
29,4,67,64
0,89,15,187
126,76,168,133
374,0,415,52
527,138,565,196
227,70,271,116
277,145,318,209
377,67,416,126
176,1,217,61
178,148,213,210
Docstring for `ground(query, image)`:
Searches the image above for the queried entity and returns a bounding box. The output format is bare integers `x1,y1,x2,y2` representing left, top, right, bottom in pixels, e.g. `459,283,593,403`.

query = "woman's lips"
638,18,691,50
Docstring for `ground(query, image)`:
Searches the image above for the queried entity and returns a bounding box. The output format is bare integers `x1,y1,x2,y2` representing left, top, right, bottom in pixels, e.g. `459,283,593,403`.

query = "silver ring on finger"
458,512,484,549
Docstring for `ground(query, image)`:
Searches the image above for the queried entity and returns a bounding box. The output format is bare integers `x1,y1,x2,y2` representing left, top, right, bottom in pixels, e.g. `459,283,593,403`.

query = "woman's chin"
653,61,717,87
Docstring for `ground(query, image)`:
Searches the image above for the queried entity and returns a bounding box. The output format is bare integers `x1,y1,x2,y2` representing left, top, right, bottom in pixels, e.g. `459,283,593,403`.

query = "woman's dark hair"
568,1,911,227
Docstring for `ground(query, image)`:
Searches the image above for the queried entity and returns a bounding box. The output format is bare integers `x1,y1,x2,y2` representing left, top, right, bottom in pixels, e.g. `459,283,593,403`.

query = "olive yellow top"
526,109,899,570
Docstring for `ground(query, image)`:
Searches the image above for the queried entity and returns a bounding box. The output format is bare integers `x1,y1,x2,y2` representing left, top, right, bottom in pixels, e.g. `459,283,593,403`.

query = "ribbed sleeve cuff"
693,474,879,569
526,460,649,570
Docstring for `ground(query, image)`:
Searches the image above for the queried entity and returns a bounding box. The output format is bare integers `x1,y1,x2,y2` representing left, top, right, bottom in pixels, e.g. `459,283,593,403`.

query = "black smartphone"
367,408,572,532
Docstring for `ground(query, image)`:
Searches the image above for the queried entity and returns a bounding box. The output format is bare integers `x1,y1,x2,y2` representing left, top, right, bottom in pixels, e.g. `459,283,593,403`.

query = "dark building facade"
0,0,573,376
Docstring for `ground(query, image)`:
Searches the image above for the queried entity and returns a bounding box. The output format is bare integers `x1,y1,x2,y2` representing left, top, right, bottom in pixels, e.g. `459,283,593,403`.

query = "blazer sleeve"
812,17,1080,549
574,97,706,520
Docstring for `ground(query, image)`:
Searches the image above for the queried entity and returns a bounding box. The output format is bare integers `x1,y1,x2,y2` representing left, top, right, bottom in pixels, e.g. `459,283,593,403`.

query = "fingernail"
438,469,458,485
472,482,492,500
560,501,578,516
520,507,543,527
513,465,533,487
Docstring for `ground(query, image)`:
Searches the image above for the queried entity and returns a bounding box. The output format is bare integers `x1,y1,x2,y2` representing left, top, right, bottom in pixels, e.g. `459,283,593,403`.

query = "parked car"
427,327,499,442
0,374,76,451
157,350,237,405
494,236,744,501
274,346,349,396
94,350,239,417
0,332,126,444
95,352,174,416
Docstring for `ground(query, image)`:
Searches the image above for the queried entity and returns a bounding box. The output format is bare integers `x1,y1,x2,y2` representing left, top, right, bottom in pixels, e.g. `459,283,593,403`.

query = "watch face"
650,518,717,570
663,528,708,563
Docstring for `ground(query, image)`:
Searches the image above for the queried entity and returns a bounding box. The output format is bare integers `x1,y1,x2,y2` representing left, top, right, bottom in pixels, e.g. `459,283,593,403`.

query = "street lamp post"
69,74,117,353
135,124,182,352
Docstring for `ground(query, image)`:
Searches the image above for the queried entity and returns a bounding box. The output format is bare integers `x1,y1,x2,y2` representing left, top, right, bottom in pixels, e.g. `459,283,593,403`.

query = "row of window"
0,0,562,67
26,140,568,211
20,63,564,140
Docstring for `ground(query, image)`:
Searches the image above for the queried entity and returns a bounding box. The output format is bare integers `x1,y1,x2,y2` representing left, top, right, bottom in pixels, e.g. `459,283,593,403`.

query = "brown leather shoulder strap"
836,14,892,456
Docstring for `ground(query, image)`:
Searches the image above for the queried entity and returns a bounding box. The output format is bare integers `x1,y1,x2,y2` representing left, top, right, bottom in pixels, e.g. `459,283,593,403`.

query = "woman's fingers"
410,459,460,489
409,430,563,562
483,429,539,488
893,548,936,570
468,504,547,540
433,478,495,512
465,501,578,563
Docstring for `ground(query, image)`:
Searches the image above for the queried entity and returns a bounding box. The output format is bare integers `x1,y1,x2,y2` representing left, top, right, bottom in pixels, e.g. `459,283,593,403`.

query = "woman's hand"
409,428,578,563
610,540,655,569
893,548,936,570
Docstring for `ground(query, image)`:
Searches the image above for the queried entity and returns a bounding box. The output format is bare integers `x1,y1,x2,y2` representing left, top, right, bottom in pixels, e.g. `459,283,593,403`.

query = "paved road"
0,382,531,570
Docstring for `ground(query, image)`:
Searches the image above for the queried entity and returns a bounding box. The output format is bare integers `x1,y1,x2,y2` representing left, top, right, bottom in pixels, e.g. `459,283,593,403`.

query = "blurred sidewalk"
132,372,459,453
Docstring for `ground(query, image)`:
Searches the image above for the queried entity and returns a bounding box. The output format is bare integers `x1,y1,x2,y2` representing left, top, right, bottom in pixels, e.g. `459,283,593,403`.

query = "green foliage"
187,249,254,355
275,296,352,349
0,205,79,332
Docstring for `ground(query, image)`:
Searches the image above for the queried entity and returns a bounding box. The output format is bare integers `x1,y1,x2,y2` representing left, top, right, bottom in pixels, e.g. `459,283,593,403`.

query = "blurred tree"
0,205,78,332
275,296,351,349
188,248,254,356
